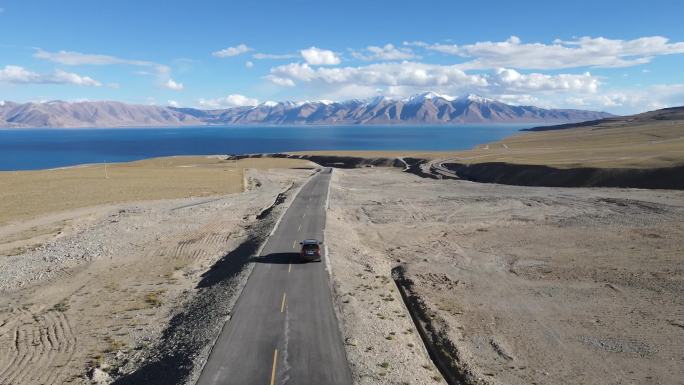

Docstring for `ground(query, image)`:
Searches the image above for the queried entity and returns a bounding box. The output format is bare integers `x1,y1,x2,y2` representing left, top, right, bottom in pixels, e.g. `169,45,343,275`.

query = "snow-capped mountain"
0,100,203,128
0,93,613,128
403,91,455,104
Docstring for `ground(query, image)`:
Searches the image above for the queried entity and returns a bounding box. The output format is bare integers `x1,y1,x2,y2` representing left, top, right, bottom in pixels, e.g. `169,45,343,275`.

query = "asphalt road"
196,168,352,385
427,158,460,179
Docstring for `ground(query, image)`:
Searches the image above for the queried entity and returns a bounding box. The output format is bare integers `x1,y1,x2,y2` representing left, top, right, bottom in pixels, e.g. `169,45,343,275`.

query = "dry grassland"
0,156,314,225
293,120,684,169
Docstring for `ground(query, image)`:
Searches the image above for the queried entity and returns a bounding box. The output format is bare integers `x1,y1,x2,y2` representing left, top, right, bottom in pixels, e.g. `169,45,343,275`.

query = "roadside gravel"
327,167,684,385
0,168,312,385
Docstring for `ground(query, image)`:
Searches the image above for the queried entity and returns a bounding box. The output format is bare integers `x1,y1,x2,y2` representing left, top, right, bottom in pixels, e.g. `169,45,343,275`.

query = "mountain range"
0,92,613,128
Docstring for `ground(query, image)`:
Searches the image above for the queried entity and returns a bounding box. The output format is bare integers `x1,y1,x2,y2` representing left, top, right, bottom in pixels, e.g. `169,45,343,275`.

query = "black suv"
299,239,322,262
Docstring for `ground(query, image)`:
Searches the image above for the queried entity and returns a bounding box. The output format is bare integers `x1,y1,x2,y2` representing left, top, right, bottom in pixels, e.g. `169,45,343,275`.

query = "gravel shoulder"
326,167,684,385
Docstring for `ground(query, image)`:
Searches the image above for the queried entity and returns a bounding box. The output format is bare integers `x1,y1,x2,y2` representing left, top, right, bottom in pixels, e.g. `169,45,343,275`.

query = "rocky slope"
0,100,203,128
0,93,612,128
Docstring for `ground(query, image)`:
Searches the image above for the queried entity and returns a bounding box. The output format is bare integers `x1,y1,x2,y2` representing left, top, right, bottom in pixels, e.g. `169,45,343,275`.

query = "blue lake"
0,125,529,171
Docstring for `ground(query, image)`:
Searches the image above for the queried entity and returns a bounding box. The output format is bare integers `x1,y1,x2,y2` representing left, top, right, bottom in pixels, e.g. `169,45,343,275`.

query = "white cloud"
167,100,180,107
493,94,553,108
474,83,684,115
402,41,428,47
163,78,184,91
245,61,254,68
34,49,153,66
51,69,102,87
300,47,341,65
563,84,684,112
0,65,39,83
265,75,296,87
269,62,487,88
33,49,182,90
198,94,259,109
423,35,684,70
318,84,385,101
490,68,599,93
0,65,101,87
212,44,252,58
253,53,298,60
267,61,598,97
352,44,416,61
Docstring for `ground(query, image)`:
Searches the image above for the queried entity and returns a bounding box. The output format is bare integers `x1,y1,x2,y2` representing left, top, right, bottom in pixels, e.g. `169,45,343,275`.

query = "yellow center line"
280,292,287,313
270,349,278,385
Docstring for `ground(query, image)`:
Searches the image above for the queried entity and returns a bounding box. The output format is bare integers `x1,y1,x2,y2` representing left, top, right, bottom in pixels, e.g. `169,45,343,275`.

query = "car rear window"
303,244,319,250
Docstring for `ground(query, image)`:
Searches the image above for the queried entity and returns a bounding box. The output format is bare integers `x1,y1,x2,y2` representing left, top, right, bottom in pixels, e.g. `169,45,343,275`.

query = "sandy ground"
3,152,682,385
0,166,313,385
327,168,684,385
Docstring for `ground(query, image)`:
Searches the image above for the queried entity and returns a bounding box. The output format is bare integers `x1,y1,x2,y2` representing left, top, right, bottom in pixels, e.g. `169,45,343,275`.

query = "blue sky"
1,0,684,114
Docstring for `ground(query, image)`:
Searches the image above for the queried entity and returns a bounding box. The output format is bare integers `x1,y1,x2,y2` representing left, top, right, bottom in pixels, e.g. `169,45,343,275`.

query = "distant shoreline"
0,122,543,130
0,124,525,171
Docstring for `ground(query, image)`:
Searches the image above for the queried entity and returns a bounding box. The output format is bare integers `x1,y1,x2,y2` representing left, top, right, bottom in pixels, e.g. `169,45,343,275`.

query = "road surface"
197,168,352,385
425,158,460,179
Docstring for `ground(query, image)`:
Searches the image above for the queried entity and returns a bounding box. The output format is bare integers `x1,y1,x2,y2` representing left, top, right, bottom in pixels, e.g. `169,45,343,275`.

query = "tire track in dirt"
0,171,308,384
0,308,77,385
151,220,240,268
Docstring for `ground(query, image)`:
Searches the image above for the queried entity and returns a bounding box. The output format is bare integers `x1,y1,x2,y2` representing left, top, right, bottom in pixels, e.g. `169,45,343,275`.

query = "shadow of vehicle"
250,252,313,264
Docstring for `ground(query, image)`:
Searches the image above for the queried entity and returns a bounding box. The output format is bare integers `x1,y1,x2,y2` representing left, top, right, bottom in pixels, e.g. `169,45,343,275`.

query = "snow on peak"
456,94,495,104
35,100,70,106
253,93,496,110
403,91,455,104
364,95,393,106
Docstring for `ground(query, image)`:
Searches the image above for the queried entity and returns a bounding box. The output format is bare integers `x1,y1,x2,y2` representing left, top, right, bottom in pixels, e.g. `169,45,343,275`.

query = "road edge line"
325,168,333,210
320,168,354,382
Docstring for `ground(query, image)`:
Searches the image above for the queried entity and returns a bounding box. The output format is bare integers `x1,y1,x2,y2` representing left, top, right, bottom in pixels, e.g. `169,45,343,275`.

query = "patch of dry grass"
294,121,684,169
446,121,684,169
289,150,453,159
0,156,314,225
143,290,165,308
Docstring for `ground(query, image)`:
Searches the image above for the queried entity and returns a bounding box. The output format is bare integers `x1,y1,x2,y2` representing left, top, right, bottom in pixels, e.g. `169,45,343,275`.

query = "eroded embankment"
111,186,295,385
392,265,474,385
232,153,448,180
443,162,684,190
229,153,407,169
230,153,684,190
